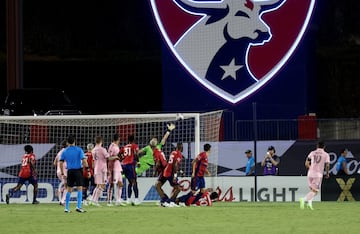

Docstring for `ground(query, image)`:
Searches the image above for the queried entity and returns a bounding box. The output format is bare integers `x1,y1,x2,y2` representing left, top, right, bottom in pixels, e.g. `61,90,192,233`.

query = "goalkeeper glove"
167,123,176,132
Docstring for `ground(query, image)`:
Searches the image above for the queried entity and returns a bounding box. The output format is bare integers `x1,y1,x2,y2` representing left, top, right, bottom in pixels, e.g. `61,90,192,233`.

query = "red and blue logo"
150,0,316,104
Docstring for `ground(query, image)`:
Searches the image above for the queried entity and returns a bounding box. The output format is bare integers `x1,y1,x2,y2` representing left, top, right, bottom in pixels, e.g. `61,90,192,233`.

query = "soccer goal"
0,110,223,201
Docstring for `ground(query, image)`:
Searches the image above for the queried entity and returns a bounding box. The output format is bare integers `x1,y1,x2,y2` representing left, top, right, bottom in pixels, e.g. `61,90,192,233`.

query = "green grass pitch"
1,201,359,234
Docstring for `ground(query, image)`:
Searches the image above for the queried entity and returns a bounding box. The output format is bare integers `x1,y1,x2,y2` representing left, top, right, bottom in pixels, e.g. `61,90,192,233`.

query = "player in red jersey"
150,123,175,177
6,145,39,204
191,143,212,193
156,142,184,207
82,143,95,205
120,134,140,205
153,144,168,177
152,134,172,203
176,188,218,207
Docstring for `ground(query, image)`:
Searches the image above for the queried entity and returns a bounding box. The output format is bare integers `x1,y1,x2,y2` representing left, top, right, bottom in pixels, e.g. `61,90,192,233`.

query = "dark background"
0,0,359,117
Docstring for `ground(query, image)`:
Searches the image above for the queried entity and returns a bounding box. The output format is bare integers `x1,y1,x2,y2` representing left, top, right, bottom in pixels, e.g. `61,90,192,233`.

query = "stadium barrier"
2,175,359,204
321,174,360,201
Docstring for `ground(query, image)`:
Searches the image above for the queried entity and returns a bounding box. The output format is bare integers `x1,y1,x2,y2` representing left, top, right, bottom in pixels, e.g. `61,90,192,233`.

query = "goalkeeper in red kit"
6,144,40,204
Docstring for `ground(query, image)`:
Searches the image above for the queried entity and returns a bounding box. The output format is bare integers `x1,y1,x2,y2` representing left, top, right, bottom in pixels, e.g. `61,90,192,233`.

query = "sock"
90,188,97,201
65,192,70,210
94,187,103,202
82,188,87,201
77,190,82,209
107,185,113,203
33,189,38,202
127,183,132,199
116,186,123,202
133,184,139,198
305,191,316,201
61,188,67,203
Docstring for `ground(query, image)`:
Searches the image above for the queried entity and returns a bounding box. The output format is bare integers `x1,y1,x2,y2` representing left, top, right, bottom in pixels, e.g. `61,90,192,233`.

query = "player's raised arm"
160,123,176,145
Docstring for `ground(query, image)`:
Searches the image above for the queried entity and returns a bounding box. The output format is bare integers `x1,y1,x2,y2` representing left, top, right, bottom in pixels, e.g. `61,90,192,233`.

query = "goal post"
0,110,223,202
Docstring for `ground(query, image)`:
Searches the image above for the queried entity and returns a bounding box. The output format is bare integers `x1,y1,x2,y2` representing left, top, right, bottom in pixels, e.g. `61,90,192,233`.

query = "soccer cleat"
64,209,70,213
307,204,314,210
107,202,114,207
133,198,141,206
169,202,180,208
32,200,40,204
115,201,127,206
178,202,186,207
5,194,10,204
59,202,65,206
90,201,101,207
299,198,304,210
86,195,93,201
82,200,88,206
76,208,86,213
161,202,170,207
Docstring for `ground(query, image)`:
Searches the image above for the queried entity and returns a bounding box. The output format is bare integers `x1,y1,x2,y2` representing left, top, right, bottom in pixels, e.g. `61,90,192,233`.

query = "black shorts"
67,168,84,187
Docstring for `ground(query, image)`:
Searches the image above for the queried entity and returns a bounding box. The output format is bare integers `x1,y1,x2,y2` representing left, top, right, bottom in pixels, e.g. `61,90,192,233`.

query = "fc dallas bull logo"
150,0,316,104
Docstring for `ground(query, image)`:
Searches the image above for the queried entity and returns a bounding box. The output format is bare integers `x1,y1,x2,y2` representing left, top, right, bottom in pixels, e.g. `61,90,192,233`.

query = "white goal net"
0,110,223,203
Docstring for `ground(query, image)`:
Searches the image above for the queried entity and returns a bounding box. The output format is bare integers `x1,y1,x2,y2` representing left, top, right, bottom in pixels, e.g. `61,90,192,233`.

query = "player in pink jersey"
120,134,140,205
53,140,68,206
106,133,125,206
89,136,112,206
156,142,184,207
300,141,330,210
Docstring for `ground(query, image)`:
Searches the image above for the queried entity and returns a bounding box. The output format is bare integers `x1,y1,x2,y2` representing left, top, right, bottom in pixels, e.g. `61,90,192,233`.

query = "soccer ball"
176,113,184,121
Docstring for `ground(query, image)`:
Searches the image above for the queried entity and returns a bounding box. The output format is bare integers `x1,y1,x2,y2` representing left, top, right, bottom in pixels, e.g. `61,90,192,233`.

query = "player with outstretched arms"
136,123,175,176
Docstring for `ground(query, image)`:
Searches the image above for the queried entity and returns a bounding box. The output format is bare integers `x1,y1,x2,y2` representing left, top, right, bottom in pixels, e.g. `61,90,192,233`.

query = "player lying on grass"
175,188,219,207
